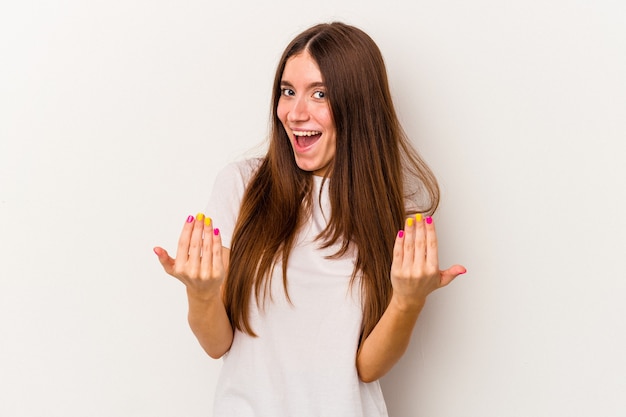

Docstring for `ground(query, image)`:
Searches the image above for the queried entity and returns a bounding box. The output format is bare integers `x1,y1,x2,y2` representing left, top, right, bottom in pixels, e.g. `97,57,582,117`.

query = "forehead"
281,51,323,83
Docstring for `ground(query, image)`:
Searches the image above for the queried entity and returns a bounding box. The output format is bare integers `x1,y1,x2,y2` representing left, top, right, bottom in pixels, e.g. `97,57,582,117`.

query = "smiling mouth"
293,130,322,149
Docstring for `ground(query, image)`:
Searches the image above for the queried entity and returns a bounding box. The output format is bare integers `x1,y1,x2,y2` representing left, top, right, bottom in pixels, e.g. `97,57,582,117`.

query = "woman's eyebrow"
280,80,326,89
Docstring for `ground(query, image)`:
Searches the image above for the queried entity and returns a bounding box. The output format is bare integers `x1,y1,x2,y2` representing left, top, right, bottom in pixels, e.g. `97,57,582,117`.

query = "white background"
1,0,625,416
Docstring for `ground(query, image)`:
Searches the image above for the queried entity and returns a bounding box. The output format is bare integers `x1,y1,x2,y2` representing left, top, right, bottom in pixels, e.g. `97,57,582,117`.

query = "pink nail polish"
213,228,220,236
398,230,404,238
425,216,433,225
186,215,194,223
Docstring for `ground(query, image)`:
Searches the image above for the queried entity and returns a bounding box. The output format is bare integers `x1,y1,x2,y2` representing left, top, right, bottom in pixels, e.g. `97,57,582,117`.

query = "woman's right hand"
154,213,233,358
153,213,225,300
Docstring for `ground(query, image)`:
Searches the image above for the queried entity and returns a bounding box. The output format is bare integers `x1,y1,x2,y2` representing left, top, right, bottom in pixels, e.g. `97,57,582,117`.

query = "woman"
154,22,466,417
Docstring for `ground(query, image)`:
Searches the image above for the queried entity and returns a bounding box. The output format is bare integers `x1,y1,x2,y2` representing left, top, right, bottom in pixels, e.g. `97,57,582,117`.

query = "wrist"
186,286,222,304
390,292,426,314
186,287,226,324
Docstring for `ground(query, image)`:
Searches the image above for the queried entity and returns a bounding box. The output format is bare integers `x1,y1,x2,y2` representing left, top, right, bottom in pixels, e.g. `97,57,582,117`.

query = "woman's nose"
287,96,310,122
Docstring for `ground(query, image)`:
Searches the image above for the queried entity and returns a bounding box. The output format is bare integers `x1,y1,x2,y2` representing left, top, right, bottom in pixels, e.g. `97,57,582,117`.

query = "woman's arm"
356,215,466,382
185,245,233,359
154,213,234,359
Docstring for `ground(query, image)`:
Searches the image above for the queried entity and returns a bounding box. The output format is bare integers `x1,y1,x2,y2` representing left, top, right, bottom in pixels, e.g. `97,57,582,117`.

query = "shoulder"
212,158,265,198
216,158,263,186
207,158,264,248
209,157,263,213
209,157,264,208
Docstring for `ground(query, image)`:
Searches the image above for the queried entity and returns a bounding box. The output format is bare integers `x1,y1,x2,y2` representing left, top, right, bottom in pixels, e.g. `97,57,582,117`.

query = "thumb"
153,246,175,275
439,264,467,287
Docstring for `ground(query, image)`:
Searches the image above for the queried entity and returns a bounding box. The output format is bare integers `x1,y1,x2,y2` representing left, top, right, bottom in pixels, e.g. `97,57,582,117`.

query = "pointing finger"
424,216,439,271
175,215,195,263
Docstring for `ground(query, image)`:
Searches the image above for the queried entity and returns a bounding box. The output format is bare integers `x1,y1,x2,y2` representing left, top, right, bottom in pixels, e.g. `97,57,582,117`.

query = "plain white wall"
1,0,624,416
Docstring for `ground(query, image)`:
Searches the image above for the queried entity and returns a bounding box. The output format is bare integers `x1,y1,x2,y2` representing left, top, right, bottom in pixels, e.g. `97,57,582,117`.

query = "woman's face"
277,51,337,177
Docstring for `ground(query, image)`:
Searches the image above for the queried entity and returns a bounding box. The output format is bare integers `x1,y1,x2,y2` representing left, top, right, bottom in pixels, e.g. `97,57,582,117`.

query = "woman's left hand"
390,215,466,309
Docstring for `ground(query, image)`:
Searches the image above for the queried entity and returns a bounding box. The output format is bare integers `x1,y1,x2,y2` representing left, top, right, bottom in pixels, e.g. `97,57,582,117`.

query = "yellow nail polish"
415,213,423,222
196,213,205,222
204,216,212,227
407,217,414,227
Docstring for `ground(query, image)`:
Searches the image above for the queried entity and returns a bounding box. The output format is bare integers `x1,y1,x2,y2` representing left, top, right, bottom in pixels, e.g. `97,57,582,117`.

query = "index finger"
425,216,439,271
175,215,196,263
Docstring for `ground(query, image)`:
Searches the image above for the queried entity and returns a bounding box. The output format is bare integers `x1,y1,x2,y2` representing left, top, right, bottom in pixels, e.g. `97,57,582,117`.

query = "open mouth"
293,130,322,150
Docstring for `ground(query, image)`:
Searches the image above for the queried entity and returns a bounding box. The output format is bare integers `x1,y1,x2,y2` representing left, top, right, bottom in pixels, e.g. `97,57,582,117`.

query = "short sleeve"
205,159,261,248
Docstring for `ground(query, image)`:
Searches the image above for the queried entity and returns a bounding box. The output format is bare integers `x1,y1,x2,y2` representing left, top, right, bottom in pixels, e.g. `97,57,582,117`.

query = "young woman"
154,22,466,417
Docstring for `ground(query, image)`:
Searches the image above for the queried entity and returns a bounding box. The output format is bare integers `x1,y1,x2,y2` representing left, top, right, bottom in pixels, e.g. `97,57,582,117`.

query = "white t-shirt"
207,159,388,417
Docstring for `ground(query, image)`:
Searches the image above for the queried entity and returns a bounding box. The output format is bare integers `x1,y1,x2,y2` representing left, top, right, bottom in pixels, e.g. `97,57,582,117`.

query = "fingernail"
425,216,433,224
153,248,159,255
204,216,212,227
196,213,205,222
407,218,414,227
213,228,220,236
186,215,194,223
398,230,404,238
415,213,423,222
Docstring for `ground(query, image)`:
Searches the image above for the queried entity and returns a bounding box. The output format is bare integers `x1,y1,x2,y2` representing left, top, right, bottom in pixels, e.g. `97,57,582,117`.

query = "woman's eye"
281,88,295,97
313,91,326,99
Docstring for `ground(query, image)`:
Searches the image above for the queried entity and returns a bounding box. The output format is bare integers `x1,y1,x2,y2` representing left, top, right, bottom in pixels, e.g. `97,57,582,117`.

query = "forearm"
356,293,425,382
187,289,233,359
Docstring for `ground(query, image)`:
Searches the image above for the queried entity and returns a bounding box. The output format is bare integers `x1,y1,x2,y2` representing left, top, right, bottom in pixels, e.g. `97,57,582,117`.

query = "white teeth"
293,131,321,137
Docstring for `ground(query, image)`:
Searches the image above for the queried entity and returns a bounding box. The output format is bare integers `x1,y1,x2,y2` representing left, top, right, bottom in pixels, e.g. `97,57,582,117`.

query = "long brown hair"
224,22,439,347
